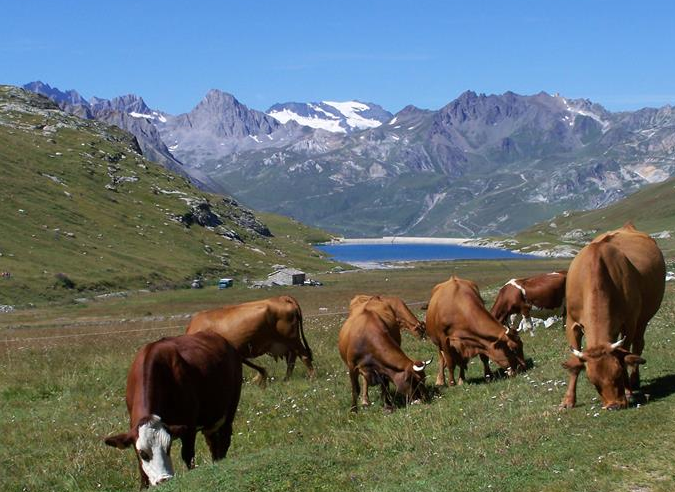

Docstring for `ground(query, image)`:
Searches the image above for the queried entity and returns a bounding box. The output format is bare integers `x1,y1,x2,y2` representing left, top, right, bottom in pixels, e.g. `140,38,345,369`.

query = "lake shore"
327,236,471,245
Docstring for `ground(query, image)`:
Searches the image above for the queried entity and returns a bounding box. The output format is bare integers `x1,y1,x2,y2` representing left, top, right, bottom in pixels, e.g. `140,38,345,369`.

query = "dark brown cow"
338,297,432,412
186,295,313,385
426,276,527,386
560,224,665,410
490,270,567,333
104,332,242,488
347,295,425,405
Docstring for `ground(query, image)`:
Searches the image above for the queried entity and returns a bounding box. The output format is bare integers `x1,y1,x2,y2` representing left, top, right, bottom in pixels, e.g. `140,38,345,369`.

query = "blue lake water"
316,243,534,264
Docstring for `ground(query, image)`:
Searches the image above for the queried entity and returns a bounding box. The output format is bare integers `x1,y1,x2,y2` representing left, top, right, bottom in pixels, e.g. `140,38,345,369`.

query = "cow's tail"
297,305,313,362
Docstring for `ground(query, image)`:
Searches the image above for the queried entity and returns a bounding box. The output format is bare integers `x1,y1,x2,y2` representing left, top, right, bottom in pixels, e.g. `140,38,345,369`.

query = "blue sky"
4,0,675,114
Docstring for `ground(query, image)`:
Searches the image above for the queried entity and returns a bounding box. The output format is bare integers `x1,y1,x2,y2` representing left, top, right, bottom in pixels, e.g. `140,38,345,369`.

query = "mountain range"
24,81,675,237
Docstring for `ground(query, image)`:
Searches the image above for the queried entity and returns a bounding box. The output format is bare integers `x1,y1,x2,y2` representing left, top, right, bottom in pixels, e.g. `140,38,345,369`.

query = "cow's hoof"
383,406,394,414
558,401,575,410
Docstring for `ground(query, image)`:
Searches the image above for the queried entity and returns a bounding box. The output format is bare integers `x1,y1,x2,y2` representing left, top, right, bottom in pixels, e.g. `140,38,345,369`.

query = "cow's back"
128,332,242,429
426,277,481,342
339,307,404,369
567,225,665,344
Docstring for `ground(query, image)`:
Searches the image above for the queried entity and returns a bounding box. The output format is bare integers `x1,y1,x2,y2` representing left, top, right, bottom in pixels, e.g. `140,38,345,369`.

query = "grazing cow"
560,224,665,410
490,270,567,333
347,295,425,405
349,294,426,340
186,295,313,385
339,297,432,412
426,276,527,386
104,332,242,488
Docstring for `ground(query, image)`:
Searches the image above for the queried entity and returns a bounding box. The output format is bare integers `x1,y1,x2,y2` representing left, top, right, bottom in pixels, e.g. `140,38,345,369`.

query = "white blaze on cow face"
136,415,175,486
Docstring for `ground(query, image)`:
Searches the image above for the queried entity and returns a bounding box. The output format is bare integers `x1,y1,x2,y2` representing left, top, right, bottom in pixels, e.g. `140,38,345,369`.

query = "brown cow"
349,294,426,340
104,332,242,488
186,295,313,385
339,297,432,412
347,295,425,405
426,276,527,386
560,224,665,410
490,271,567,333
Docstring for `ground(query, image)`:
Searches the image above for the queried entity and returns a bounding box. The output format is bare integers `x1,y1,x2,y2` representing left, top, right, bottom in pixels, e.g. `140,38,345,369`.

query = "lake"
315,242,534,264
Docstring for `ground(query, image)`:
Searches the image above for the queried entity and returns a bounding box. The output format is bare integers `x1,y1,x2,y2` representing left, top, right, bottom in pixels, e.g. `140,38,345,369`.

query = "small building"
218,278,234,289
267,268,306,286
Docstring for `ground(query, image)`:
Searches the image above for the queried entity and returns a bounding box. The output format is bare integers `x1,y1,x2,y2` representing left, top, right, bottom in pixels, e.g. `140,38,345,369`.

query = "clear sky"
4,0,675,115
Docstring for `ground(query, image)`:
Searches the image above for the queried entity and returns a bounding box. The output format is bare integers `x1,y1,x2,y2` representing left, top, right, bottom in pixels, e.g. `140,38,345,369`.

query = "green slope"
514,177,675,258
0,86,333,306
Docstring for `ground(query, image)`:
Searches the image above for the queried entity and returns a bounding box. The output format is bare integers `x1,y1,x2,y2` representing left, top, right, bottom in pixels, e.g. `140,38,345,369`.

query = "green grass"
514,177,675,259
0,86,335,306
2,259,674,491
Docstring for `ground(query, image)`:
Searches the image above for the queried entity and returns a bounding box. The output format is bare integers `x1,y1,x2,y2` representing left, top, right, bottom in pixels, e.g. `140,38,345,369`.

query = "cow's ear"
166,424,189,439
562,357,585,373
623,354,647,366
104,433,134,449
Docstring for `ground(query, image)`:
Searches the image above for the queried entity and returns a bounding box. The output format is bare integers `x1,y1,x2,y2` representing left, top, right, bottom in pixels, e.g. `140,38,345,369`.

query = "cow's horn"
610,336,626,350
424,358,433,367
413,362,425,372
570,347,584,358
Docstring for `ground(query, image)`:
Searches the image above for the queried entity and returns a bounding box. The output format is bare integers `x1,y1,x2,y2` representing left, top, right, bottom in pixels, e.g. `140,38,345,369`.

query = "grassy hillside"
2,259,675,492
513,177,675,259
0,86,334,306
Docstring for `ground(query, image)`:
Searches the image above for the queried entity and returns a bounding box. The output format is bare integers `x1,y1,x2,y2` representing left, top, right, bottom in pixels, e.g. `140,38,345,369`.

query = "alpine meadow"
3,2,675,491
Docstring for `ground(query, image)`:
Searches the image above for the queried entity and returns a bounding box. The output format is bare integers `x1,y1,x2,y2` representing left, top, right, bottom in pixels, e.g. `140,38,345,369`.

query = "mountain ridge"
23,81,675,238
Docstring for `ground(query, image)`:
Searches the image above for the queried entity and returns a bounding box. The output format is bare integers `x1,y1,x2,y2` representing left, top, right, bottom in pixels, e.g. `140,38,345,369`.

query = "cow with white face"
104,332,242,488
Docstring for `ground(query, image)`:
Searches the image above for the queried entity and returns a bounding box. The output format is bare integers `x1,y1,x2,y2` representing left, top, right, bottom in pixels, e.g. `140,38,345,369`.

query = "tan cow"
186,296,313,385
349,294,426,341
426,276,527,386
490,270,567,333
347,295,425,405
339,296,432,412
560,224,665,410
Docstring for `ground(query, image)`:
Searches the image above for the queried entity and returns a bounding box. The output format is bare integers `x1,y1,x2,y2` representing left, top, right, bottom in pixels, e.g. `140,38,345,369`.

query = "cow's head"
389,298,426,339
410,320,427,340
394,358,432,403
488,327,527,374
104,415,188,487
564,338,646,410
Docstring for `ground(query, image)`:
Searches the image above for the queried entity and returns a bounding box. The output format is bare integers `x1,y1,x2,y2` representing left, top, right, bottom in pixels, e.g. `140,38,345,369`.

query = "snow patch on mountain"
267,100,392,134
323,101,383,130
267,108,346,133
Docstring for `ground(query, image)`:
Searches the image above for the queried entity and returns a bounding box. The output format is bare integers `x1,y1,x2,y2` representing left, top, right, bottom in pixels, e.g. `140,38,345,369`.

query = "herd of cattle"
104,223,666,487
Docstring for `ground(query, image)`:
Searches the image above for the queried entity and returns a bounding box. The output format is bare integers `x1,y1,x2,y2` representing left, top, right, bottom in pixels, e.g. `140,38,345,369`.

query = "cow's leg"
458,359,470,385
349,368,360,412
435,348,447,386
446,351,458,387
243,359,268,387
479,354,493,380
628,334,645,394
284,352,297,381
205,423,233,461
381,382,394,412
300,353,315,379
520,306,534,335
181,431,197,470
560,323,584,409
360,375,371,406
286,342,315,379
